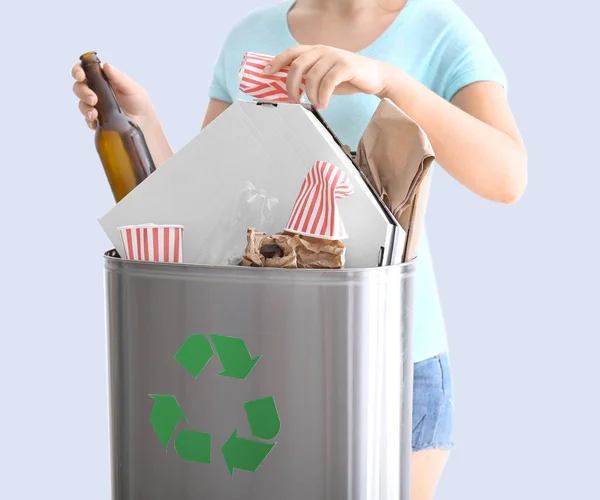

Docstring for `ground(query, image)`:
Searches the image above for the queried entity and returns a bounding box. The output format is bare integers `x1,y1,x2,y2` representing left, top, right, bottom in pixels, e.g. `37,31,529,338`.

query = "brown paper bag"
356,98,435,262
400,168,432,262
239,228,346,269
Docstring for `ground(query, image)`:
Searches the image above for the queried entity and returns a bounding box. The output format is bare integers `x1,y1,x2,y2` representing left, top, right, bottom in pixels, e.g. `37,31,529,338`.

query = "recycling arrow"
244,396,281,440
210,334,260,380
222,429,275,477
174,334,213,378
149,395,187,449
174,430,211,464
149,333,280,476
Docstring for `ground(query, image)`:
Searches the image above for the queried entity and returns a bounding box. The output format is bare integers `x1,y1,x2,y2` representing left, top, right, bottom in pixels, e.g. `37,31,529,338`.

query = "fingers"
304,58,337,108
78,99,98,129
266,46,352,109
71,62,85,82
72,63,97,107
73,81,97,105
102,62,139,95
79,100,97,121
73,62,97,129
265,46,314,75
285,51,322,103
71,59,138,96
317,64,352,109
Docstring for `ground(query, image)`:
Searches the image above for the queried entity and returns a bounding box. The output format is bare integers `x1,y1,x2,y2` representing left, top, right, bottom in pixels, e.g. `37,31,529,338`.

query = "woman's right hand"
72,61,153,130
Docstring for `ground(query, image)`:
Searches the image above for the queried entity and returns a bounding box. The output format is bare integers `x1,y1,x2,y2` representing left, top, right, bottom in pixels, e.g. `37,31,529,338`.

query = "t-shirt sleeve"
438,11,508,102
208,46,233,103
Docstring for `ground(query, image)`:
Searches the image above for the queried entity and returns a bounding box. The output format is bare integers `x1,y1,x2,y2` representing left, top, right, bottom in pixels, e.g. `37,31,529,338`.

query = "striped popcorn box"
118,224,184,263
285,161,354,240
238,52,305,102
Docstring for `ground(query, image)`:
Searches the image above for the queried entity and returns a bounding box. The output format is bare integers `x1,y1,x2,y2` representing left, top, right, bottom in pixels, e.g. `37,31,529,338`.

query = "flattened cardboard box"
99,101,403,269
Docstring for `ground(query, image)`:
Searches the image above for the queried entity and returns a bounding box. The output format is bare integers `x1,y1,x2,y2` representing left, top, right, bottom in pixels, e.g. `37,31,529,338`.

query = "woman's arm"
202,99,231,129
379,70,527,204
135,98,230,168
266,46,528,204
137,109,174,169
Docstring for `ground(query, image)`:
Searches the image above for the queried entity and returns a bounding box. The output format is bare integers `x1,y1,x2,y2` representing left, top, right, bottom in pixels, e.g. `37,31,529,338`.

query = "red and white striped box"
285,160,354,240
238,52,305,102
118,224,184,263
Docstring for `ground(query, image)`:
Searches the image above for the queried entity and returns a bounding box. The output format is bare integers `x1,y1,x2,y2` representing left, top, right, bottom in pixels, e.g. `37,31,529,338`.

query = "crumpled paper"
239,228,345,269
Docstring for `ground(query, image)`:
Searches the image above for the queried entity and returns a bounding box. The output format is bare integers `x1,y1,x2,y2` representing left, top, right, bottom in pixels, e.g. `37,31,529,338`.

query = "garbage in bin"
118,223,184,263
239,228,346,268
355,98,435,261
99,61,435,269
98,100,402,268
196,181,280,266
237,159,353,269
284,160,354,240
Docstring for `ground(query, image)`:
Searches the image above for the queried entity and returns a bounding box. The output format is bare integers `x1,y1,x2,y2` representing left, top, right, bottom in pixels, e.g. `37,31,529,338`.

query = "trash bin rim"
103,249,416,279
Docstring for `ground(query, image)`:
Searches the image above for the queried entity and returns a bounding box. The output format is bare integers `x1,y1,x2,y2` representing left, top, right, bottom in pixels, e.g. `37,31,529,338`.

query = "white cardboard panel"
99,101,402,268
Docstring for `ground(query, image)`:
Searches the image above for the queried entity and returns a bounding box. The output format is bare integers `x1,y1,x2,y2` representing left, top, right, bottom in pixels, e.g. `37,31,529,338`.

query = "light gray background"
0,0,598,498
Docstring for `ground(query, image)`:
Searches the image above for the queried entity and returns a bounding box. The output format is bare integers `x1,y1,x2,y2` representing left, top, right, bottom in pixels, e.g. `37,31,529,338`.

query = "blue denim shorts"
412,352,455,451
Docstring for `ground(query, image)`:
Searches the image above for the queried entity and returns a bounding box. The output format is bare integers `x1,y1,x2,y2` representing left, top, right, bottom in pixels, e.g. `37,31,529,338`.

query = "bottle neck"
82,62,123,125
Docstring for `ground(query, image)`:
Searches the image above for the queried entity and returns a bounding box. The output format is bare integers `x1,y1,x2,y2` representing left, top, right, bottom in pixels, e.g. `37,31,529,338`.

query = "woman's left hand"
264,45,389,109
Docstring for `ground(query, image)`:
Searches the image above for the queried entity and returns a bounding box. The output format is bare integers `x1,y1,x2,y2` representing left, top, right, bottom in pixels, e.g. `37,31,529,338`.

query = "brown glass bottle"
80,52,155,202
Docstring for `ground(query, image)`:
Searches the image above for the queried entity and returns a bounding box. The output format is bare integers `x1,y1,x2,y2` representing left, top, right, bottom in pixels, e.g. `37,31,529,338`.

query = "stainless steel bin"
104,250,415,500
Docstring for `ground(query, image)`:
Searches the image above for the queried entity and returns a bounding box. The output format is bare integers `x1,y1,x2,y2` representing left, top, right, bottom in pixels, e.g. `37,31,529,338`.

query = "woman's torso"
208,0,502,361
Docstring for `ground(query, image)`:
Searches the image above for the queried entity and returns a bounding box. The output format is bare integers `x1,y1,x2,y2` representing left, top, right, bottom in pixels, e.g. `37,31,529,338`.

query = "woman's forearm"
137,109,174,169
136,99,230,169
379,65,527,204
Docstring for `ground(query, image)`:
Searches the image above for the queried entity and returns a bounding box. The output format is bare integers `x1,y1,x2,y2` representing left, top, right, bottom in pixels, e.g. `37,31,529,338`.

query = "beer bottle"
80,52,156,202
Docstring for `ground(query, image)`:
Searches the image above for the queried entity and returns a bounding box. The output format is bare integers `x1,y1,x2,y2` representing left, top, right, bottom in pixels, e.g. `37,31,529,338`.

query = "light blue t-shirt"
208,0,507,363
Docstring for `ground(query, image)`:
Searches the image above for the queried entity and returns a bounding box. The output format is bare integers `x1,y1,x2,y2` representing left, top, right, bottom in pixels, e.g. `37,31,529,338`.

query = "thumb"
102,62,138,95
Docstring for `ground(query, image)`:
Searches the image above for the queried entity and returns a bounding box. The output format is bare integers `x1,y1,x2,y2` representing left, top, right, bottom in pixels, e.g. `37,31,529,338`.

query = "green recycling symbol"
149,334,281,476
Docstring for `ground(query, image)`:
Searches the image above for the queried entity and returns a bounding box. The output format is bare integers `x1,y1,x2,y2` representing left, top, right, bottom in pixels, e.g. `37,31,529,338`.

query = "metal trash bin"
104,250,415,500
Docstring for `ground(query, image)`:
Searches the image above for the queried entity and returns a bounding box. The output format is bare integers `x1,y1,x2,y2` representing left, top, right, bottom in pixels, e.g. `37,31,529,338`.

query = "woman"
72,0,527,497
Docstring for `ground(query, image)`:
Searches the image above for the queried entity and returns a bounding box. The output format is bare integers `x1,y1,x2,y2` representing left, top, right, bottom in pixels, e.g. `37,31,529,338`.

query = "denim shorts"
412,352,455,451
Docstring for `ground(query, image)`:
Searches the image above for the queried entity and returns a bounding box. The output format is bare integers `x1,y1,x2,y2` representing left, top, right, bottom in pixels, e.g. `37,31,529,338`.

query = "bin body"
104,252,415,500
